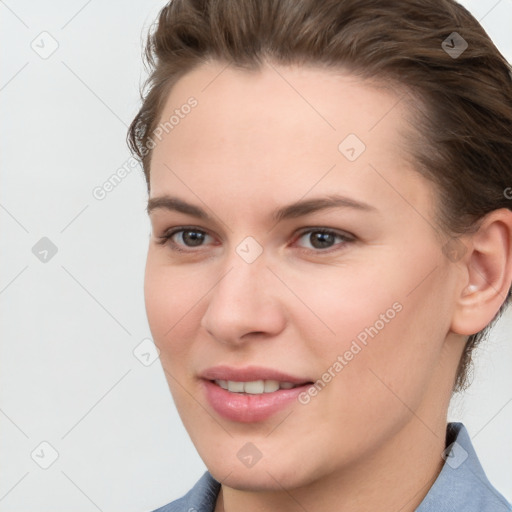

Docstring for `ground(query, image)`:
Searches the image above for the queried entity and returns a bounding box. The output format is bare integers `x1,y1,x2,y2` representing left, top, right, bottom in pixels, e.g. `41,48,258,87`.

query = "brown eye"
295,228,353,252
157,227,213,251
175,230,207,247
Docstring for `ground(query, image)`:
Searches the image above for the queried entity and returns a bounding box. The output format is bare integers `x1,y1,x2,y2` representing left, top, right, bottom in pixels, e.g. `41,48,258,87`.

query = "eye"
293,228,354,252
156,226,354,254
156,227,214,252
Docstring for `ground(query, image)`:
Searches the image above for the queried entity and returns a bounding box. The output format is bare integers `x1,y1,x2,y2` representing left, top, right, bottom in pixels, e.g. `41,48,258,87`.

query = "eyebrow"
147,194,377,223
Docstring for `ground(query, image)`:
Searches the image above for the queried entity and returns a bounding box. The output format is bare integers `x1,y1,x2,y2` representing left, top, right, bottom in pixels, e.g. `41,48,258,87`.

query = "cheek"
285,258,406,352
143,254,200,361
144,258,204,412
296,249,449,395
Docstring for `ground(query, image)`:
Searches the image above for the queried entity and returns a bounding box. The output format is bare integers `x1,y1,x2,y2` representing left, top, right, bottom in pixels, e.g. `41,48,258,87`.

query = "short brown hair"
127,0,512,393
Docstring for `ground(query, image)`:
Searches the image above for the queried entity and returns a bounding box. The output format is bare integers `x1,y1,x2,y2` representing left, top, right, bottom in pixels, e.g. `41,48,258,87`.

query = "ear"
450,208,512,336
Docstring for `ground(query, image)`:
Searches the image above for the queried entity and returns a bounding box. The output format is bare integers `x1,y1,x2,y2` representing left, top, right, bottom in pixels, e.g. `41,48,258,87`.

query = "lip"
200,365,313,423
200,365,310,384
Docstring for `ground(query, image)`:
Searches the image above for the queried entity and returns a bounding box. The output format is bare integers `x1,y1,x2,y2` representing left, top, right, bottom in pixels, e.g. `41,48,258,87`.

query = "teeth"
214,379,299,393
244,380,264,394
217,380,228,390
228,381,245,393
264,380,280,393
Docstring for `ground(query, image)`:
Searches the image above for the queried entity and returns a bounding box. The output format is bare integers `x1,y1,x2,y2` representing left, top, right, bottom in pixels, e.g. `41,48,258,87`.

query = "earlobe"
450,208,512,336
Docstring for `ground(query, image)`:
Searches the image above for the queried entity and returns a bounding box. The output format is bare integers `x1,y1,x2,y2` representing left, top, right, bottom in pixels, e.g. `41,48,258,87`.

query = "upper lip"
200,365,312,384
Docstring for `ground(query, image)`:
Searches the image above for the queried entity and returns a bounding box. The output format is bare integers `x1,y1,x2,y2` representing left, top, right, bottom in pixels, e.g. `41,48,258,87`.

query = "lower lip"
202,379,312,423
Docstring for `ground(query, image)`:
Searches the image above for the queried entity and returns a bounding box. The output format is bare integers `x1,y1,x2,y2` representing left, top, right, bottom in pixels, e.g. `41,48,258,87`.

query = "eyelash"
156,226,355,255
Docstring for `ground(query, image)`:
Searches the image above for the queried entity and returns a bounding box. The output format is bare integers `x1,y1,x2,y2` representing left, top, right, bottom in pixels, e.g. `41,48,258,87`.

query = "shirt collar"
416,422,511,511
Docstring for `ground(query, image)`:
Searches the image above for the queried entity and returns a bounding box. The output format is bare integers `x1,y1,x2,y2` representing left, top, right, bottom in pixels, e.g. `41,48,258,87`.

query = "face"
144,60,463,490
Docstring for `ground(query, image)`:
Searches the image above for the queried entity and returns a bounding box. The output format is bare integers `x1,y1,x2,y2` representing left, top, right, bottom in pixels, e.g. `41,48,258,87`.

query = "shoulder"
150,471,221,512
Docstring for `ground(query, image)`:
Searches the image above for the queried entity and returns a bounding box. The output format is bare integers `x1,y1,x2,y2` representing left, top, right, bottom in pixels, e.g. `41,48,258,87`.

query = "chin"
204,453,318,491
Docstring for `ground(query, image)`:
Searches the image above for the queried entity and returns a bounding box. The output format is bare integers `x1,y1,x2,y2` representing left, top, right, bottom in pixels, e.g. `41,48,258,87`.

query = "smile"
202,379,313,422
213,379,301,393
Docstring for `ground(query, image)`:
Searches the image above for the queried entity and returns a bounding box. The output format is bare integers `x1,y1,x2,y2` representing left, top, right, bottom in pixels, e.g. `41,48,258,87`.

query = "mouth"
211,379,307,394
199,366,314,423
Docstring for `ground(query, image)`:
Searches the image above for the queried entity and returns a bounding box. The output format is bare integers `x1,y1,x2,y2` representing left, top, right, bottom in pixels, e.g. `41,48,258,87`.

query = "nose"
199,251,287,346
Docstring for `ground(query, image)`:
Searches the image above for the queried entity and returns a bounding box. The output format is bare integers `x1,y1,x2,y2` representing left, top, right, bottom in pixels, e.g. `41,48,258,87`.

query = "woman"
128,0,512,510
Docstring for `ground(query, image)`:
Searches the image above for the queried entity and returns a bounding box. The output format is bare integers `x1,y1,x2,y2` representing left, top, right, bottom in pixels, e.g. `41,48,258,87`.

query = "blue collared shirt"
152,422,511,511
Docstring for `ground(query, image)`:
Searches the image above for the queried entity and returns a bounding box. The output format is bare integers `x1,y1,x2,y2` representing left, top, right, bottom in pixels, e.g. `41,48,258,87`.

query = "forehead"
153,61,408,153
148,60,430,219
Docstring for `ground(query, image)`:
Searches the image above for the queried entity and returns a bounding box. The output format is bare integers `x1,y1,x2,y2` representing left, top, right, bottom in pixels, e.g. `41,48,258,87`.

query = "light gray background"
1,1,511,511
